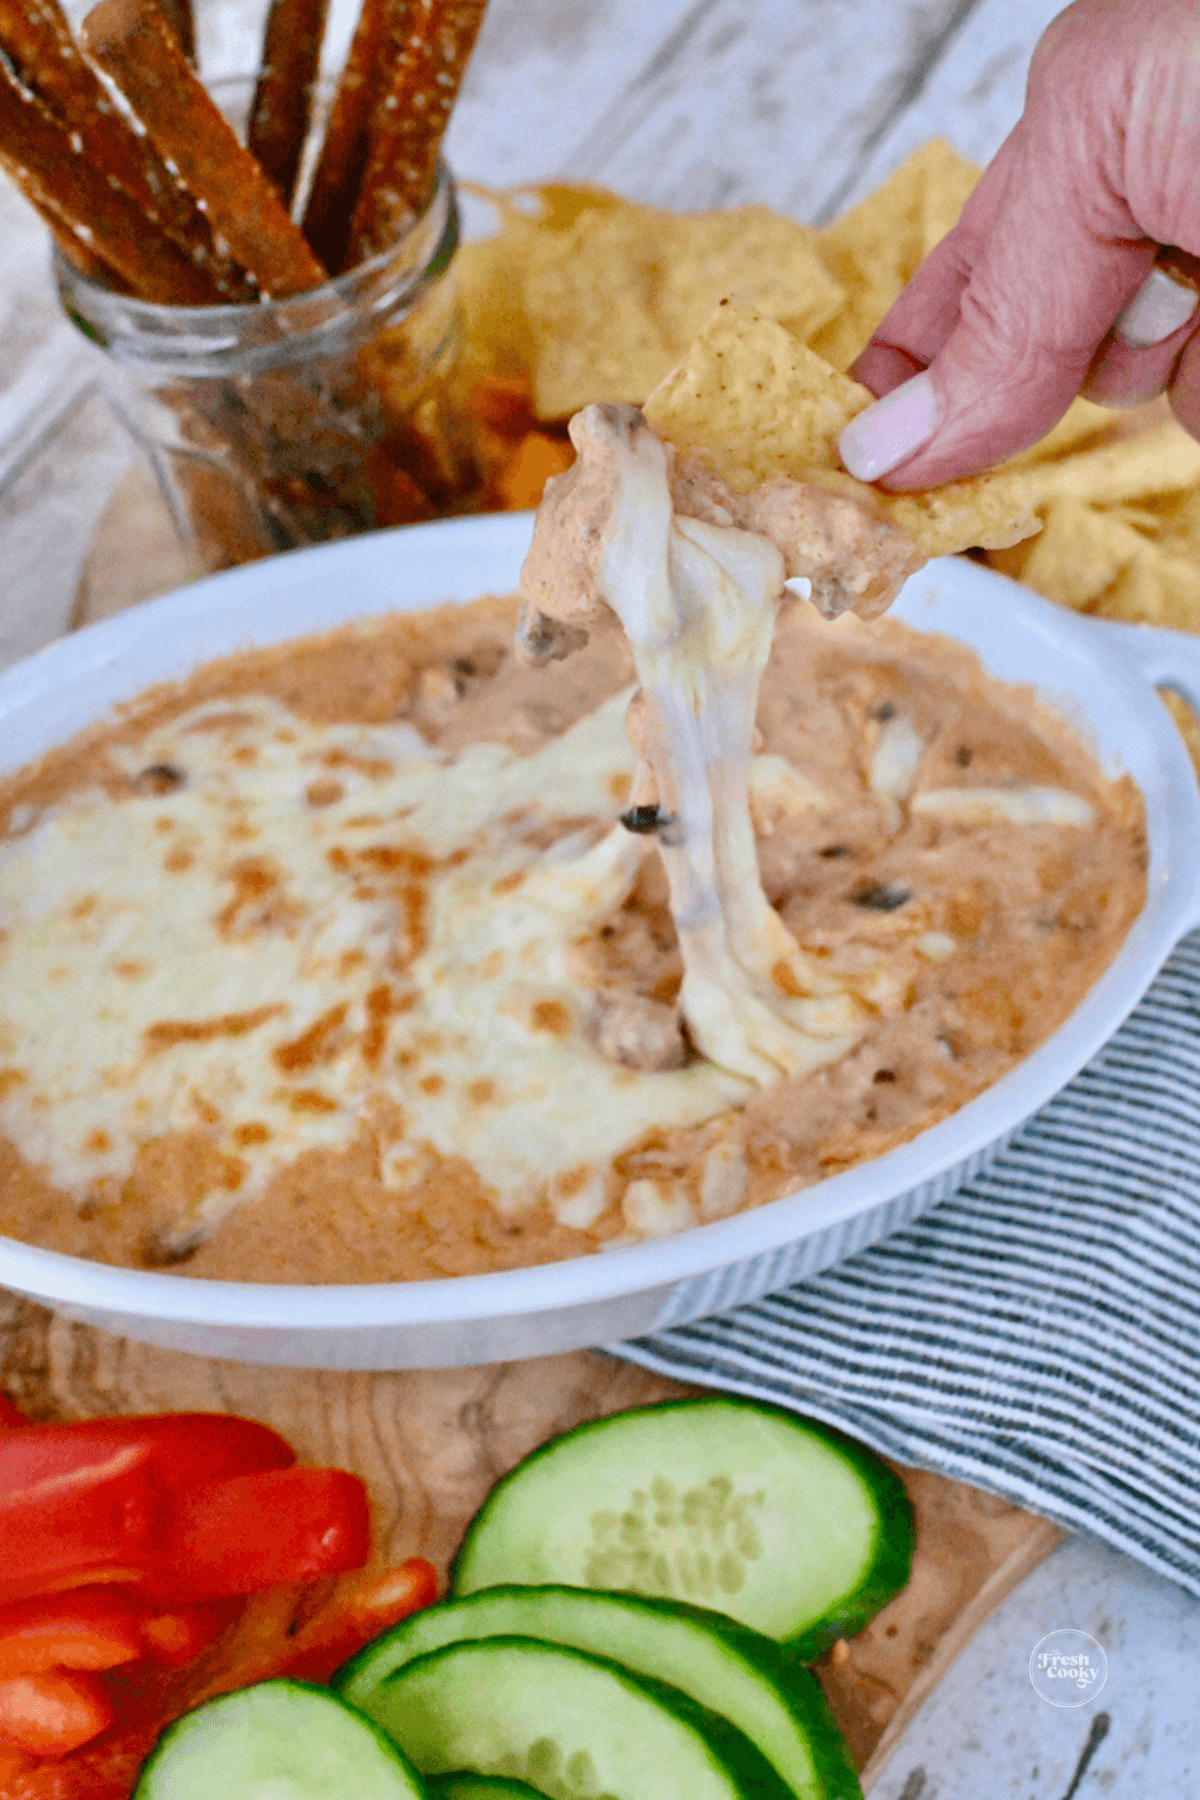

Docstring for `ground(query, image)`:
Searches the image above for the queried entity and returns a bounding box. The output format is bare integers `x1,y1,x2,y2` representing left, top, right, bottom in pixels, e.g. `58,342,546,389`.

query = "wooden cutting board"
0,1290,1061,1792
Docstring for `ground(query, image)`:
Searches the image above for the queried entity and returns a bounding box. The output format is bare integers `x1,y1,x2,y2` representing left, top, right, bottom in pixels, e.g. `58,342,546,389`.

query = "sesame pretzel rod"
248,0,331,206
81,0,330,299
0,0,252,300
345,0,488,268
0,49,225,301
155,0,193,63
300,0,390,273
0,142,126,288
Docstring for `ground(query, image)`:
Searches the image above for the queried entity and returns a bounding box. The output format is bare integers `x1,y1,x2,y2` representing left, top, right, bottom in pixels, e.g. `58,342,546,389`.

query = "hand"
838,0,1200,490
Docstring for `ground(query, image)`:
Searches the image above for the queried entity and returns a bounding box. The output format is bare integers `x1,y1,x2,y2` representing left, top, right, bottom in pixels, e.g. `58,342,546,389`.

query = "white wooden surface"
872,1533,1200,1800
1,4,1198,1792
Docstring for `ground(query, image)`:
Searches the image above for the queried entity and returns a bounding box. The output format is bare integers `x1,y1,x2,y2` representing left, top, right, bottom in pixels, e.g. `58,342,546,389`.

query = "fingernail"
838,372,941,482
1115,266,1199,348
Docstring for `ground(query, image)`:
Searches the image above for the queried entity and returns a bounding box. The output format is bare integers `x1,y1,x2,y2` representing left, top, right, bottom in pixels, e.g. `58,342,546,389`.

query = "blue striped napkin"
618,929,1200,1597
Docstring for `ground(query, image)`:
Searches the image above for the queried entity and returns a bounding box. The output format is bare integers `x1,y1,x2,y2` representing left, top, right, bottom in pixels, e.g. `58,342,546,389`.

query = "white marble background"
1,3,1198,1792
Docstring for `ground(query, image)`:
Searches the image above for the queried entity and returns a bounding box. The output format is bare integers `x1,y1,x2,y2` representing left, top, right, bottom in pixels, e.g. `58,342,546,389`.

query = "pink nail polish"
838,372,941,482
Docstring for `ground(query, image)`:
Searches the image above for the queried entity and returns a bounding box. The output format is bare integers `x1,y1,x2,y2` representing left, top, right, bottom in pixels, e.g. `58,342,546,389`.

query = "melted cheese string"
591,413,863,1084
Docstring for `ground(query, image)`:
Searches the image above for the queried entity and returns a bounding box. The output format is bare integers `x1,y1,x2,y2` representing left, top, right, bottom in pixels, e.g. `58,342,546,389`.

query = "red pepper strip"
0,1393,29,1429
0,1558,437,1798
147,1468,370,1606
0,1445,162,1608
0,1671,114,1758
0,1721,159,1798
135,1607,225,1669
279,1557,438,1684
0,1593,143,1680
0,1739,34,1776
0,1416,294,1501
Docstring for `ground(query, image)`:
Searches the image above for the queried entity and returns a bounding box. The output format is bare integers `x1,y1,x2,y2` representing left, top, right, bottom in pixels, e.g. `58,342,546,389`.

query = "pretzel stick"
301,0,389,273
0,0,251,298
0,52,225,301
0,146,127,287
345,0,487,268
248,0,330,205
82,0,329,298
155,0,193,62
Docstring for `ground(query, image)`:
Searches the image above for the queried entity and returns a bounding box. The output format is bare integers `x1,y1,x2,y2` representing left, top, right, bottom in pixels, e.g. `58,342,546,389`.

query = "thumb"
840,122,1153,489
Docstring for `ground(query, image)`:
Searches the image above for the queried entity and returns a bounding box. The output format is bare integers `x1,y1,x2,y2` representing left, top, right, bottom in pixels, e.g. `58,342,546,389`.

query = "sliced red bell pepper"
0,1443,162,1608
148,1468,370,1605
0,1558,437,1797
0,1670,114,1758
0,1417,298,1608
0,1416,294,1501
277,1557,438,1683
0,1593,143,1680
135,1607,226,1669
0,1393,29,1430
0,1720,159,1798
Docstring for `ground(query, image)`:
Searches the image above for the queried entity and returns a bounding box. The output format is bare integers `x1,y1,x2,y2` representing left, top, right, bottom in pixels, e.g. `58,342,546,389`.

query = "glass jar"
56,153,470,574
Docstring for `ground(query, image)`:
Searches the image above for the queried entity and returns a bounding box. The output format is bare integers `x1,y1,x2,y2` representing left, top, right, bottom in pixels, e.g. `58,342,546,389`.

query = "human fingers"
1083,256,1200,407
1169,325,1200,442
839,118,1151,488
841,0,1200,487
847,129,1023,400
837,0,1190,490
847,234,969,400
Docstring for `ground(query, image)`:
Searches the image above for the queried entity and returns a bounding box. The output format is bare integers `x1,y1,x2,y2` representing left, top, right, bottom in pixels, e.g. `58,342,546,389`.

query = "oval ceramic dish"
1,513,1199,1367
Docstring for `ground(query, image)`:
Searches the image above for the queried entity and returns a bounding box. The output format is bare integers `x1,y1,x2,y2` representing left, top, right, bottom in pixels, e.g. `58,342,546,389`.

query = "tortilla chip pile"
455,143,1200,758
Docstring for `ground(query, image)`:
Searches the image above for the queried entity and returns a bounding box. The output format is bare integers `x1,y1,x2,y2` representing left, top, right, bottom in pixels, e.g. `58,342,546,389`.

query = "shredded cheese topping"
0,692,751,1243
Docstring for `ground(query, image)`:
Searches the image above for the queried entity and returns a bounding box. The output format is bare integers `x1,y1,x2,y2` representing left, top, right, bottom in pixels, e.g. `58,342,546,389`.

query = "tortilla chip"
645,300,1038,555
644,298,869,484
883,474,1039,558
1017,500,1148,610
1146,484,1200,560
810,140,981,370
1022,422,1200,509
659,209,846,347
510,182,627,232
525,203,845,418
454,196,543,389
1094,541,1200,632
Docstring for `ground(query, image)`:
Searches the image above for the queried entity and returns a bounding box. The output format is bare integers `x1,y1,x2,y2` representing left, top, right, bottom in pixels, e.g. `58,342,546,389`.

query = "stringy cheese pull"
580,404,864,1085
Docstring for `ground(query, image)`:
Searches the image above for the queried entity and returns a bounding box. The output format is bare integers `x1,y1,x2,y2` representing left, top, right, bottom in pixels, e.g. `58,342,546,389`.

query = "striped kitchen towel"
618,927,1200,1597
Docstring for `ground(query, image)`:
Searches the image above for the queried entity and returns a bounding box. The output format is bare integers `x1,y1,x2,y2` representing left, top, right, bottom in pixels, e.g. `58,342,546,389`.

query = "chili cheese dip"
0,583,1144,1283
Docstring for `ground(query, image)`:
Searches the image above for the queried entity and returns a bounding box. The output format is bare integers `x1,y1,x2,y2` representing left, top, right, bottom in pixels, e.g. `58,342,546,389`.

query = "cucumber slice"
338,1585,859,1800
451,1399,912,1653
432,1779,545,1800
361,1635,793,1800
132,1679,426,1800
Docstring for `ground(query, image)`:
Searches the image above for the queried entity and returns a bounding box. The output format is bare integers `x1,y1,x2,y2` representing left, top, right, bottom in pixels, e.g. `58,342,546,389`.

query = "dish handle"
1094,617,1200,713
1094,617,1200,934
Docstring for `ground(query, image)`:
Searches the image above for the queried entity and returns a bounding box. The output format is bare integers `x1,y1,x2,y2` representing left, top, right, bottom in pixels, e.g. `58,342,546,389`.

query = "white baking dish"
1,513,1198,1367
